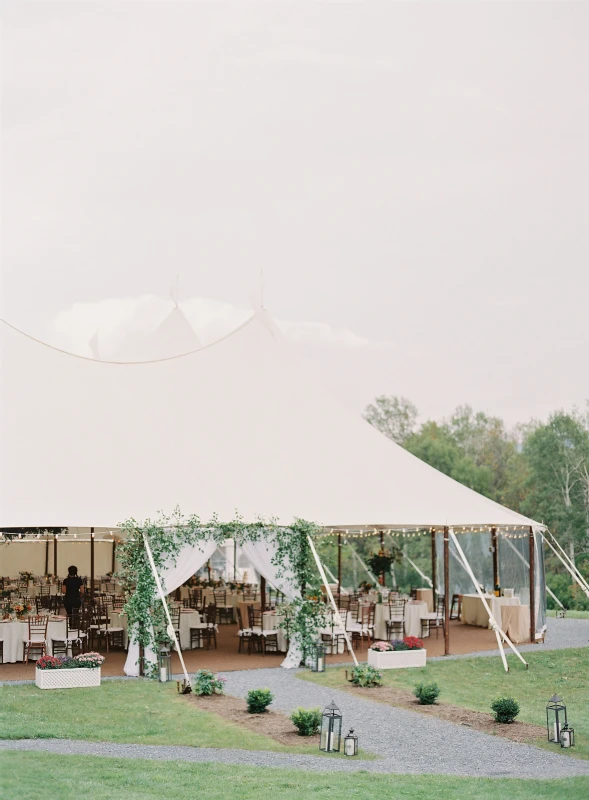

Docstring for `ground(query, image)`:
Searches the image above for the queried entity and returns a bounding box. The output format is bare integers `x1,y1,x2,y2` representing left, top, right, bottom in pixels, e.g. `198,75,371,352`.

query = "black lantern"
311,641,326,673
158,647,172,682
560,724,575,748
546,695,567,743
344,728,358,757
320,700,342,752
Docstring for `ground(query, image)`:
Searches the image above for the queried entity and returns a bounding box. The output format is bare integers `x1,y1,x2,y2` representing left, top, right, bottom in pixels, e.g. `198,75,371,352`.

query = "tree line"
364,396,589,609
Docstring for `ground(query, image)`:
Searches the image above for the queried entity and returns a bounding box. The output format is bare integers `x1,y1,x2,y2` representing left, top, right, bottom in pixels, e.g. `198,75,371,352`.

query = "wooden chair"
236,606,253,653
213,591,234,624
348,604,375,650
388,598,406,619
23,616,49,663
410,587,418,600
52,612,88,656
168,606,181,649
386,619,405,639
89,606,124,652
201,603,217,649
450,594,462,620
246,605,264,654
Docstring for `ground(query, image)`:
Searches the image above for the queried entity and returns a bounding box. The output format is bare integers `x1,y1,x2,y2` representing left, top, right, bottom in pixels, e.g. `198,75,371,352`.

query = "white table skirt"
0,618,67,662
373,601,429,639
461,594,521,629
262,612,288,653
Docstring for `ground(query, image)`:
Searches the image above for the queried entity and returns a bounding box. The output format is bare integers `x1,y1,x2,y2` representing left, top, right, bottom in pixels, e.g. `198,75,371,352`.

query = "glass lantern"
344,728,358,757
158,647,172,682
311,641,326,673
320,700,342,752
546,695,567,743
560,724,575,748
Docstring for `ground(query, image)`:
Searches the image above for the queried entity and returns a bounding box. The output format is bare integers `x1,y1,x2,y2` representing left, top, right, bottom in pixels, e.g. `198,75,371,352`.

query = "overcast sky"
2,2,588,427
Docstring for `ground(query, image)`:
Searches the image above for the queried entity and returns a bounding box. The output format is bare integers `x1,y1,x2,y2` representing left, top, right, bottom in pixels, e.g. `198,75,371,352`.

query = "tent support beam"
406,556,432,588
260,575,266,612
142,531,190,685
444,527,450,655
431,529,437,608
90,528,95,599
449,529,528,672
491,527,498,590
45,536,49,576
529,527,536,643
307,534,358,667
337,532,342,607
53,534,58,578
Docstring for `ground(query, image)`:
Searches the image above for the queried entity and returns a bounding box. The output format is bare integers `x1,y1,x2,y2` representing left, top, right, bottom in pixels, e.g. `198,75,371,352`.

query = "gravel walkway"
217,667,589,779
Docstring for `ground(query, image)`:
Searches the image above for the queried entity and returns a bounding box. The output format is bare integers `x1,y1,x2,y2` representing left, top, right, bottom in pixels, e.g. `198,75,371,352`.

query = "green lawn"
300,648,589,759
1,753,587,800
0,679,319,754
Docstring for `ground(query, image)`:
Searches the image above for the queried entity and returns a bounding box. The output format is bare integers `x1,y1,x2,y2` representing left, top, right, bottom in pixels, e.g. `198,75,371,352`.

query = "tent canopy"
0,311,540,530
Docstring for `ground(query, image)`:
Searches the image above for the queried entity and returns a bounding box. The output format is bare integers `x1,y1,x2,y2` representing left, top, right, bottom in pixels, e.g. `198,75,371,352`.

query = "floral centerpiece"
358,581,375,594
366,547,401,587
19,571,34,583
368,637,426,669
36,652,104,689
13,601,33,619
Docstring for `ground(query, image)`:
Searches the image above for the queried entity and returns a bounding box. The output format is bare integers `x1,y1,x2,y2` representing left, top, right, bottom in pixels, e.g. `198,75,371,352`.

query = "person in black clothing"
62,565,84,615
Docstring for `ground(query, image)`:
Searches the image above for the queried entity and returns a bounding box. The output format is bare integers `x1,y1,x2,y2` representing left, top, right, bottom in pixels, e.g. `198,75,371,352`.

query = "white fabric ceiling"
0,311,539,529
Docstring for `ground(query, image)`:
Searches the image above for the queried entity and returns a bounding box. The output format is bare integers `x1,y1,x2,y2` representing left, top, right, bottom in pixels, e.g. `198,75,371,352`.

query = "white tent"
0,310,539,530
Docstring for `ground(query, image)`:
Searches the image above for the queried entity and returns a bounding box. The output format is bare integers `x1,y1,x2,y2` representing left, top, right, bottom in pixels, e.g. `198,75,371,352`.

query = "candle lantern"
560,724,575,748
546,695,567,743
344,728,358,757
311,641,326,673
320,700,342,752
158,647,172,682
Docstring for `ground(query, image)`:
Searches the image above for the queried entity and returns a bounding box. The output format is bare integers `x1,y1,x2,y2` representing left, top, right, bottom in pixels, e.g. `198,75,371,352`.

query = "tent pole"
337,532,342,607
260,575,266,612
491,527,498,591
112,540,116,574
449,529,528,670
90,528,95,600
379,530,385,586
307,534,358,667
443,527,450,655
53,533,58,578
233,540,237,581
529,527,536,644
45,535,49,576
141,531,191,685
431,529,437,609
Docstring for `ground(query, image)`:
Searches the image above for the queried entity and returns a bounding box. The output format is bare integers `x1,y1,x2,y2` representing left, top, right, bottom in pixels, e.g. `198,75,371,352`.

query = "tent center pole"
53,533,58,579
491,527,498,590
443,526,450,656
529,526,536,644
337,532,342,607
90,527,95,600
431,529,437,610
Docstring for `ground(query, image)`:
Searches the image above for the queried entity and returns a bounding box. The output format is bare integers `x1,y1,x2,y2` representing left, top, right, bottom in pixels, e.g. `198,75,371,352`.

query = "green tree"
363,395,418,445
522,411,589,566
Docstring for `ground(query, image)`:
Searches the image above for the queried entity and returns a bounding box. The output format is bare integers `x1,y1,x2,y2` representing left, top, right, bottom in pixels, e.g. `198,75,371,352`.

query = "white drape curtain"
123,538,217,677
240,539,302,668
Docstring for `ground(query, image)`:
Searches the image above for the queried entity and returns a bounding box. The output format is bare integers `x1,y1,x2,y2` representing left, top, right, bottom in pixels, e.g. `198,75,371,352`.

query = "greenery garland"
117,508,326,674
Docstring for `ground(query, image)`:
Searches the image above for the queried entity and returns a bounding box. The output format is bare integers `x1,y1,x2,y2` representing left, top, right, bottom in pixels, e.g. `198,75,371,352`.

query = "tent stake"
307,535,358,667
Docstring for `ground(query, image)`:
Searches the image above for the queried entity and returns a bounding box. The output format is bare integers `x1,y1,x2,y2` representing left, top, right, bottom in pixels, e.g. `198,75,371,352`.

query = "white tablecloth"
0,618,67,662
262,611,288,653
461,594,521,629
178,610,207,649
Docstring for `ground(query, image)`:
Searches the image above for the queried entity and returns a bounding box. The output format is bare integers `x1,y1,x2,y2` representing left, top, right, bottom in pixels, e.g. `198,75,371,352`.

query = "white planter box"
367,649,426,670
35,667,101,689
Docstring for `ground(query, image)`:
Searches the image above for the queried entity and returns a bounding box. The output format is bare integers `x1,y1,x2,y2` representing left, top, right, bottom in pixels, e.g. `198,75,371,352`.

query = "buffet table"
461,594,521,630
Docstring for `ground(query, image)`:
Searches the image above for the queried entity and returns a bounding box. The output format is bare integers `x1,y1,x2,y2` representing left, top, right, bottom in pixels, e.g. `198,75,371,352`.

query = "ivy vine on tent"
116,508,327,675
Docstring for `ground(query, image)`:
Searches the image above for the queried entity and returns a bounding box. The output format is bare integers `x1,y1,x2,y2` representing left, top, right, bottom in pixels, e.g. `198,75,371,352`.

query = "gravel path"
218,667,589,779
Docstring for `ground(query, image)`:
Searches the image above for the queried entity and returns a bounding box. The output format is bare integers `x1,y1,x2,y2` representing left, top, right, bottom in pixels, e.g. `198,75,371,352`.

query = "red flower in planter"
36,655,62,670
403,636,424,650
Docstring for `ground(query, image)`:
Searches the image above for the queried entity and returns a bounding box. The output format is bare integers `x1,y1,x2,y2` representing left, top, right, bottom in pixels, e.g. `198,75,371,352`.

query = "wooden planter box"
367,649,426,670
35,667,101,689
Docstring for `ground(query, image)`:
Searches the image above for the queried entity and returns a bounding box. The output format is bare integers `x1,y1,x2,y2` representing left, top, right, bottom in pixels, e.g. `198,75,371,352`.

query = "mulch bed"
341,683,546,744
186,693,320,748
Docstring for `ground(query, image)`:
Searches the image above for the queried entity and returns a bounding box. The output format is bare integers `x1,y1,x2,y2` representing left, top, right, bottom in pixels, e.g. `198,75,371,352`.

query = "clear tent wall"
436,528,547,636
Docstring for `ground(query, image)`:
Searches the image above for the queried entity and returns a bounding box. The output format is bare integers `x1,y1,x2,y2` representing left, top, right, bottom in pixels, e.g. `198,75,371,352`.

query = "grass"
1,753,587,800
546,609,589,619
0,679,319,754
300,648,589,759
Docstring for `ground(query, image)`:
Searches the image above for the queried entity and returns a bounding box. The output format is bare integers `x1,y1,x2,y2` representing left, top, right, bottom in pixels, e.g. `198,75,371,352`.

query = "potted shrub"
35,652,104,689
367,637,426,669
